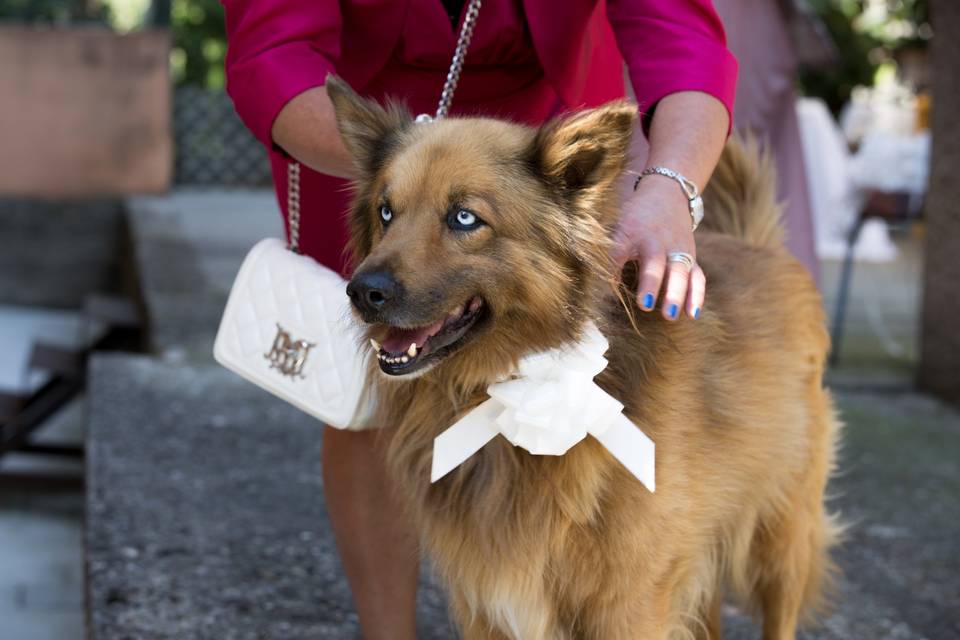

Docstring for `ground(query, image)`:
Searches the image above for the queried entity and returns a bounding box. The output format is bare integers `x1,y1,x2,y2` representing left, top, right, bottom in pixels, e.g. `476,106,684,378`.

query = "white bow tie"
431,322,656,492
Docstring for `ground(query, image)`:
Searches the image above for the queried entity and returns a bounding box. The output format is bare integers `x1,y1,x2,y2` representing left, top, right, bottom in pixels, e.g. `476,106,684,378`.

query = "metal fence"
174,86,272,187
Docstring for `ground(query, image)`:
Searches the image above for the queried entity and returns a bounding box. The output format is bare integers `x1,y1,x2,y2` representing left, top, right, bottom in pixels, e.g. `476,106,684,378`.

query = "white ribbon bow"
431,322,656,492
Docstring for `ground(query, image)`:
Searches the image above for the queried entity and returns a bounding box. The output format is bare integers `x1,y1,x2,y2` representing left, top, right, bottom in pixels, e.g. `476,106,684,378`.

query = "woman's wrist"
626,175,690,221
643,92,729,189
635,168,704,231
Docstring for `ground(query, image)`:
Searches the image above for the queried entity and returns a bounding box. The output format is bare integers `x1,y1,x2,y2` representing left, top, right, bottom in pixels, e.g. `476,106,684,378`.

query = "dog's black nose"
346,271,400,316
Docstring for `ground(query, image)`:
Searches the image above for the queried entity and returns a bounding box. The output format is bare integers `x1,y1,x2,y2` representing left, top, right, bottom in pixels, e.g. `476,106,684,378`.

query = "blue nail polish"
668,304,678,319
642,293,654,309
693,307,701,319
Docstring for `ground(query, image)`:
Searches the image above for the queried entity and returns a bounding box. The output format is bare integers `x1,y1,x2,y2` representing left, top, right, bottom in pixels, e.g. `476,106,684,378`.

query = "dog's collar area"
430,321,656,492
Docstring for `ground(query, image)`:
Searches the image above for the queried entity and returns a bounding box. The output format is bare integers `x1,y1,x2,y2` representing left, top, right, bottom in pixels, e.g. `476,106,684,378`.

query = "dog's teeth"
401,355,409,363
469,297,482,312
370,338,381,352
407,343,417,357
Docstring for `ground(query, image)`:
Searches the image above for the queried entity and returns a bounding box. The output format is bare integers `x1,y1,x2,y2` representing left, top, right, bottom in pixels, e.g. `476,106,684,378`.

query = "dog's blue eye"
448,208,482,231
380,205,393,225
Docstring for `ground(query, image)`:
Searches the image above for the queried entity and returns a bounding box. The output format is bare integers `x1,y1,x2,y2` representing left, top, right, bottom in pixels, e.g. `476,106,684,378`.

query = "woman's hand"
611,174,705,321
611,91,730,321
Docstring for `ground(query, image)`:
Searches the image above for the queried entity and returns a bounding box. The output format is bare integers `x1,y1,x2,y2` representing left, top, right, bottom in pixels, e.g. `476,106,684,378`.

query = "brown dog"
327,76,841,640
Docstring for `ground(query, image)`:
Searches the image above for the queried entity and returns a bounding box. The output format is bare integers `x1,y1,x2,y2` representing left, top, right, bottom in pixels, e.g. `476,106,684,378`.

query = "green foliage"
171,0,226,88
800,1,880,114
799,0,931,114
859,0,930,47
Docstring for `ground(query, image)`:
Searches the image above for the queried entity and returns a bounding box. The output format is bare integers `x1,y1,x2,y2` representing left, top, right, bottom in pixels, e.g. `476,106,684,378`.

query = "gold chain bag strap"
212,160,374,428
213,0,482,429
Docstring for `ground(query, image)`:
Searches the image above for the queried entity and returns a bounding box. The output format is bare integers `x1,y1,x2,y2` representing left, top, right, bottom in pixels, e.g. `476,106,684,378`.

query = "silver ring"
666,252,695,272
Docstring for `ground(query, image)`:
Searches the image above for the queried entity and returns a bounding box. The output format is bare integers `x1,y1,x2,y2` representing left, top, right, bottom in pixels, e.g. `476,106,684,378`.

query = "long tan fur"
326,76,842,640
701,135,785,250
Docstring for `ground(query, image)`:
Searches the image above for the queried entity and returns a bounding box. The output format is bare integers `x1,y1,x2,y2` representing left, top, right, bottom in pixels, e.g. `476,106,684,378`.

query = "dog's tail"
700,136,784,250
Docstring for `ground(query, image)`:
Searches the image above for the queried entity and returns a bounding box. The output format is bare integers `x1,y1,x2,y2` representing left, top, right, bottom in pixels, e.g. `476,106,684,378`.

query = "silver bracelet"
633,166,705,231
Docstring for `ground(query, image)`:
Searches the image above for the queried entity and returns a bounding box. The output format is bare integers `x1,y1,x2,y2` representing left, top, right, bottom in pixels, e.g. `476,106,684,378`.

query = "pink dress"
223,0,738,275
713,0,820,281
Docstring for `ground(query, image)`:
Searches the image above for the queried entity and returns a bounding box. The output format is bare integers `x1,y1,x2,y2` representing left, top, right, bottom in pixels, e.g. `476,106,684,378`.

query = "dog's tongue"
381,319,445,354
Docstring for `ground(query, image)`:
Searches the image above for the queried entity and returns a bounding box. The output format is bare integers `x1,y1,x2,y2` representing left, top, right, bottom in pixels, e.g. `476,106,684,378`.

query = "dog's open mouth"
371,296,485,376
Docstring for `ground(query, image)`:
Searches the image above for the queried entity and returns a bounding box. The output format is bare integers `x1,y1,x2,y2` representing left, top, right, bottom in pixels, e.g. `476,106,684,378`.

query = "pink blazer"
223,0,738,147
222,0,737,274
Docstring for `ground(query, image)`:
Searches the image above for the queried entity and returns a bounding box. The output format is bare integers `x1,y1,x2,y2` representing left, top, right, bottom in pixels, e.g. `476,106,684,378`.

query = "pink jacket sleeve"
606,0,738,132
222,0,342,147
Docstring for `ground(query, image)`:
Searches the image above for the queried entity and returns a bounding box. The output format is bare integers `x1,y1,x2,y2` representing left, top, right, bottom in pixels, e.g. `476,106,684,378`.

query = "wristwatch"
634,166,705,231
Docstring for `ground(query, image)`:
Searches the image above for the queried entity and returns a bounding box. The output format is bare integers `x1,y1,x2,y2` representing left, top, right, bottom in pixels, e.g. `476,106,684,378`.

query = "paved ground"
821,227,923,383
85,355,455,640
0,399,85,640
85,355,960,640
0,491,85,640
821,391,960,640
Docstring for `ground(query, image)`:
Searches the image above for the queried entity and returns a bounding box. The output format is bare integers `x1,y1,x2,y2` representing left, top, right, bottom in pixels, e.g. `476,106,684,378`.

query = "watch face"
691,196,705,225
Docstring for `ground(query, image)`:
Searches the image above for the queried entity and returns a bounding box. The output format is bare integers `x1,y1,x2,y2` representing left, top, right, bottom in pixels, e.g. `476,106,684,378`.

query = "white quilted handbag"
213,162,375,430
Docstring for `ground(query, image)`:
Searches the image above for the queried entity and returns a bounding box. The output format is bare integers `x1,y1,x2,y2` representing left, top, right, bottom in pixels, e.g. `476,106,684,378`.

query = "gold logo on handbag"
264,324,315,379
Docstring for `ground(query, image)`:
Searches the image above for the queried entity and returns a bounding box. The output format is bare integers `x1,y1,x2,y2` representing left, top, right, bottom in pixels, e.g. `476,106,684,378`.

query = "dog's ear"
531,101,636,205
326,74,411,175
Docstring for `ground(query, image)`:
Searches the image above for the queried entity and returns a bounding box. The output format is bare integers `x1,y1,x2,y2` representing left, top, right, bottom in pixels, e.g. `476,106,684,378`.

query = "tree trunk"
918,0,960,402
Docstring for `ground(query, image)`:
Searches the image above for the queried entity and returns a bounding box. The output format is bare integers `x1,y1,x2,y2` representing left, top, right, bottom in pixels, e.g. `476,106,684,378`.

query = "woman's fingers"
686,264,706,319
660,260,691,321
635,252,705,320
613,181,705,320
636,252,666,312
